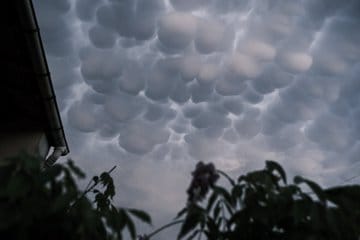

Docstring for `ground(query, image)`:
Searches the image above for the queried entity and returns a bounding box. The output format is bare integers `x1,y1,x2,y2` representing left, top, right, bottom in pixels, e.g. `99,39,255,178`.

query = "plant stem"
68,165,117,211
198,228,202,240
217,170,235,186
81,165,117,198
221,200,226,232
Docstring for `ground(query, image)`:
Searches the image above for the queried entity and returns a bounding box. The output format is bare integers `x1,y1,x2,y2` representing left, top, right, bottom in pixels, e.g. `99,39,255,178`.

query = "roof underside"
0,1,68,153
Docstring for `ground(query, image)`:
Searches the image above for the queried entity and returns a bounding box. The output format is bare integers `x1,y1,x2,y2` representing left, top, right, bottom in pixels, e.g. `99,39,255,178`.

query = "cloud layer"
34,0,360,238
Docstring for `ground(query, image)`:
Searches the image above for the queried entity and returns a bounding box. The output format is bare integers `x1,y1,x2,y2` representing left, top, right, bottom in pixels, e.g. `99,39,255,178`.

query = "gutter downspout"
44,146,67,168
19,0,70,166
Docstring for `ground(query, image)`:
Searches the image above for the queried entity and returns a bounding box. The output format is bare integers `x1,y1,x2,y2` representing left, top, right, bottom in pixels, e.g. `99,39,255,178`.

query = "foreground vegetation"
0,154,359,239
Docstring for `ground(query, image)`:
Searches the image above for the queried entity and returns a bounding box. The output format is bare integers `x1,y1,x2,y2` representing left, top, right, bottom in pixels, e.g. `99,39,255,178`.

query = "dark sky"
33,0,360,238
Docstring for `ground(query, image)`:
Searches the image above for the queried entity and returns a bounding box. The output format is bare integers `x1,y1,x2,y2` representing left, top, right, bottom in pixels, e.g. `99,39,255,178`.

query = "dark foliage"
0,154,151,240
177,160,360,240
1,154,359,240
187,162,220,203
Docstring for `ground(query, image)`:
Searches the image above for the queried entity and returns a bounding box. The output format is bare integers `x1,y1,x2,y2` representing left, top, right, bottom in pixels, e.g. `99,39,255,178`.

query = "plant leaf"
67,160,85,178
231,185,243,207
325,185,360,213
294,176,325,203
92,176,99,184
206,191,218,213
175,207,188,219
128,209,152,225
177,209,202,239
213,186,232,205
218,170,235,186
213,201,222,220
123,211,136,240
266,160,287,184
186,229,199,240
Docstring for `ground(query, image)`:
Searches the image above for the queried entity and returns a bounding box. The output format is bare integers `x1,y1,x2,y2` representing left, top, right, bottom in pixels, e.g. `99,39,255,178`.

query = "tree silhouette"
0,155,359,240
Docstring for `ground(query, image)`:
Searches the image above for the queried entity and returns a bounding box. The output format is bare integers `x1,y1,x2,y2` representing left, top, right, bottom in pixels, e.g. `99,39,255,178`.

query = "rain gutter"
18,0,70,164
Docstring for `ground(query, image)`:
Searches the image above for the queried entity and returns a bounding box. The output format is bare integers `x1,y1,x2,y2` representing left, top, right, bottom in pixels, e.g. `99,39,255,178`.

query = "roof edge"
18,0,69,155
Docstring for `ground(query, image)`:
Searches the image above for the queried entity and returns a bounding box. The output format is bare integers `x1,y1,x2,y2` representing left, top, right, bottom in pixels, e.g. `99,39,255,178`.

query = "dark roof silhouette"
0,1,69,155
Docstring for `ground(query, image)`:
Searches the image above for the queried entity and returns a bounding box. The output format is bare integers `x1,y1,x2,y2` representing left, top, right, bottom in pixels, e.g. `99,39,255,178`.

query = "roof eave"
18,0,69,156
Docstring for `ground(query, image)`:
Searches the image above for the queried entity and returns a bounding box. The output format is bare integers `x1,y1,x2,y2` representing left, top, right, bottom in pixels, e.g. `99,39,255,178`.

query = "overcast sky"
33,0,360,238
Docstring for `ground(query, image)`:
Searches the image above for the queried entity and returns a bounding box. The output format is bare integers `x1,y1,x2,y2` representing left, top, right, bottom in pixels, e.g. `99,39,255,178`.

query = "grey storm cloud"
251,63,294,95
215,72,247,96
195,19,234,54
276,51,313,73
265,124,304,152
191,108,230,130
33,0,360,237
197,63,220,84
237,38,276,61
94,0,165,41
82,89,106,105
170,78,192,103
222,96,244,115
104,93,146,122
157,12,197,50
180,55,202,82
234,116,261,139
33,0,73,57
46,56,82,111
170,0,206,11
68,101,101,133
118,120,170,155
223,128,240,144
80,47,123,93
190,82,214,103
145,57,182,100
118,60,146,95
80,48,123,82
144,102,176,122
234,106,261,139
88,25,117,49
184,129,228,162
305,113,353,152
75,0,102,21
242,84,263,104
311,16,360,76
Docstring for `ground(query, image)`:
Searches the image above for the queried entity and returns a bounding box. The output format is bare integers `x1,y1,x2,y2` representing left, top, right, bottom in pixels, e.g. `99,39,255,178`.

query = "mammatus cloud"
34,0,73,57
68,101,101,132
277,51,313,73
158,12,197,50
119,120,171,154
34,0,360,238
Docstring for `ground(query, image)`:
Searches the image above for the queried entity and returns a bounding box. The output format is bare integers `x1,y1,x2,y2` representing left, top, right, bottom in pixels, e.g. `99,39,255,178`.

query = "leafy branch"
68,165,117,211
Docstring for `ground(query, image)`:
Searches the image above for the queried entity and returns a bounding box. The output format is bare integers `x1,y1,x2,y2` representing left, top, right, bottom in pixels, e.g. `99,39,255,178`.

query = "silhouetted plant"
173,160,360,240
0,154,151,240
1,154,359,240
187,162,220,203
